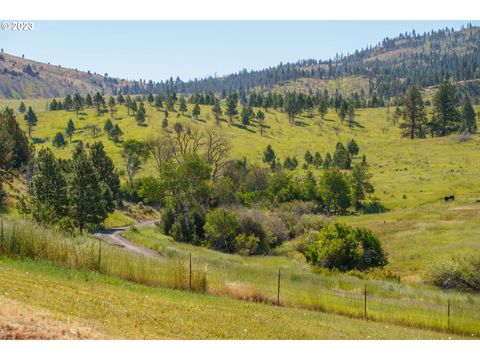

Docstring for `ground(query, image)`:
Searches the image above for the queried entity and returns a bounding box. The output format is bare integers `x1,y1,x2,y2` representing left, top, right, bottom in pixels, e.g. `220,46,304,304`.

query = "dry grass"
0,296,104,339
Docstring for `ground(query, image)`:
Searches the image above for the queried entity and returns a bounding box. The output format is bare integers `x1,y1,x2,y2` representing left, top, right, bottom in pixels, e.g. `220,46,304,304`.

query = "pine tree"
135,102,146,124
323,152,332,169
52,132,66,148
212,99,222,126
241,106,253,127
462,97,477,133
24,107,38,138
110,124,123,142
147,93,154,105
154,94,163,111
430,81,461,137
192,103,201,120
85,94,93,107
29,148,68,224
108,96,116,118
18,101,26,114
104,119,113,139
333,142,351,169
350,160,374,209
178,96,188,115
347,139,359,157
400,85,427,139
66,119,75,142
313,152,323,168
256,109,265,136
90,142,120,202
263,145,276,167
304,150,313,166
318,97,328,119
93,92,104,112
68,144,108,234
225,94,238,126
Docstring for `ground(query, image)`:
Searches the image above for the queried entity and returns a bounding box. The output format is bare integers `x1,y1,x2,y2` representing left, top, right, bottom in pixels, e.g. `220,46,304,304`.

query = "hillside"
1,24,479,99
0,52,145,98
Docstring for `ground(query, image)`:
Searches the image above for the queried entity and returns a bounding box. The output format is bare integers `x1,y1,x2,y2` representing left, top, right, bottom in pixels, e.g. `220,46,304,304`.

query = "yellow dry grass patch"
0,296,105,340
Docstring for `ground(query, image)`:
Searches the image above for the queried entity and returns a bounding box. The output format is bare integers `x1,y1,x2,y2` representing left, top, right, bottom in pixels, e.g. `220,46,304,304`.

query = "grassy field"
2,98,480,338
123,225,480,337
1,257,469,339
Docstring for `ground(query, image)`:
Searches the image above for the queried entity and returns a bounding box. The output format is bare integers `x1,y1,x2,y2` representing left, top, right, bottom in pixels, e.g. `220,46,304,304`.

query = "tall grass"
1,216,479,337
125,226,480,337
0,217,207,292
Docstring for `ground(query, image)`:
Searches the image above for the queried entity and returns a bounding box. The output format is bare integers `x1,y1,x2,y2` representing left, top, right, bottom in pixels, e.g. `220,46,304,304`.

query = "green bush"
235,233,262,255
304,222,387,271
204,208,239,253
425,255,480,292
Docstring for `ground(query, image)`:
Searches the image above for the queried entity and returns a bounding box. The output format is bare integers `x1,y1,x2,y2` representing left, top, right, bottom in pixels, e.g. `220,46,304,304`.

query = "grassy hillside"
4,99,479,210
1,257,468,339
0,52,135,99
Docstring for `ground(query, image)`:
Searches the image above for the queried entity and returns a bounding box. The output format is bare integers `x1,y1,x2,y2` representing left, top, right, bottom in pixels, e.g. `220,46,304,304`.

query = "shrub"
292,214,326,237
304,222,387,271
235,234,263,255
235,208,288,251
425,255,480,292
204,208,239,253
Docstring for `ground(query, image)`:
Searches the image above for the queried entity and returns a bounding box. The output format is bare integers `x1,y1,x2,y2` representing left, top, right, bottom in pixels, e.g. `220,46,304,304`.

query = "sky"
1,21,478,82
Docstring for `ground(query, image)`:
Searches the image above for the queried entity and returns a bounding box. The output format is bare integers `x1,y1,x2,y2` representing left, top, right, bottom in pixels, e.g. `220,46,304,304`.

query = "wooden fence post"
189,252,192,291
98,240,102,271
364,284,367,320
277,269,281,306
448,297,451,330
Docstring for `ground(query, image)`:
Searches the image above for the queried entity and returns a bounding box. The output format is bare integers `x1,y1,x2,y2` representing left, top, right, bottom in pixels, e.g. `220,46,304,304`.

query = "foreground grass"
124,226,480,337
0,257,469,339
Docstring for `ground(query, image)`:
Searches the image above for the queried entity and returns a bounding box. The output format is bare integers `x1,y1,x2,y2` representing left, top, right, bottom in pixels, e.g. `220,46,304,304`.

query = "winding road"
94,219,163,259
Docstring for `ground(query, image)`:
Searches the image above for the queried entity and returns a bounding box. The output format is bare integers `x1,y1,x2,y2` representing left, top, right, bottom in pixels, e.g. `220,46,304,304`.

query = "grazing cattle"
444,195,455,202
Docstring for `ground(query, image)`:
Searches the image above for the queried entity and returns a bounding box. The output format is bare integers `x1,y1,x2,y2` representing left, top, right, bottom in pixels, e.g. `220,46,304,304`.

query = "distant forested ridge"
0,24,479,99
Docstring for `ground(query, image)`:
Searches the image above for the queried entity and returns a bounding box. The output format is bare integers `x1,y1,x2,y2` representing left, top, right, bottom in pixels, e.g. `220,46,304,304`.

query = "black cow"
444,195,455,202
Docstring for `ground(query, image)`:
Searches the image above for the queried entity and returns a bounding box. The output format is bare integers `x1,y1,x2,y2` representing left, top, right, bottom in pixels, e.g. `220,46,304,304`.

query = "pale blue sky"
1,21,478,82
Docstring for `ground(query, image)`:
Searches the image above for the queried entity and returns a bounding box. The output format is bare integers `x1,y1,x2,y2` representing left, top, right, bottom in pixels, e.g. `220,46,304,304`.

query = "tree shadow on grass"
32,137,45,144
232,123,257,133
294,120,309,127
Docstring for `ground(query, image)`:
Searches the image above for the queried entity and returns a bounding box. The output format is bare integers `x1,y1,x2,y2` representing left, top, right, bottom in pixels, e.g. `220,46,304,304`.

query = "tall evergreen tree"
68,144,108,234
192,103,201,120
400,85,427,139
178,96,188,115
29,148,68,224
90,142,121,203
66,119,75,142
24,106,38,138
18,101,26,114
430,81,461,137
256,109,265,136
225,94,238,126
212,99,222,126
462,97,477,133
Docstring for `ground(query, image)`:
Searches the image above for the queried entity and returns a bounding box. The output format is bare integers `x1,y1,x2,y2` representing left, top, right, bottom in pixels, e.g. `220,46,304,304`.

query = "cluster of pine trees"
399,81,478,139
18,142,120,234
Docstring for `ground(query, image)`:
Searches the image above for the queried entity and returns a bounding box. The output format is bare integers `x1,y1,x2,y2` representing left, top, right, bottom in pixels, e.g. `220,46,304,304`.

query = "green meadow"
2,97,480,338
